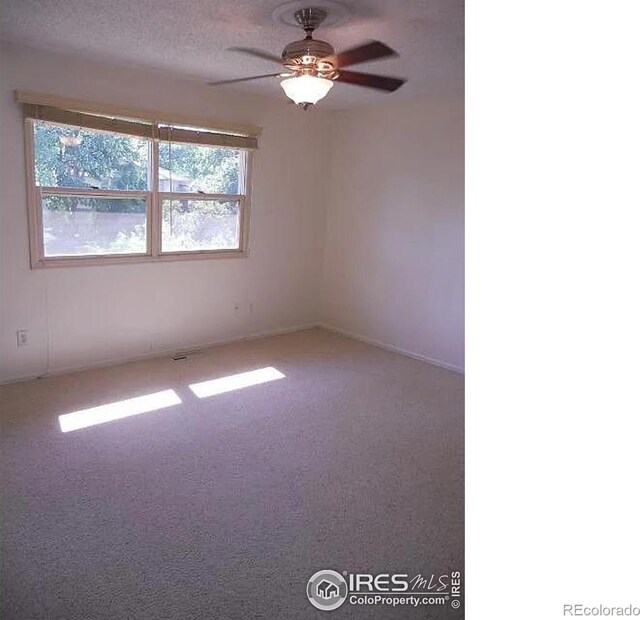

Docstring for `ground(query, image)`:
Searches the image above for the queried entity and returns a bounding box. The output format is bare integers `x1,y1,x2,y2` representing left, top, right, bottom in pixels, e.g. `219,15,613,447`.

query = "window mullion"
150,137,160,256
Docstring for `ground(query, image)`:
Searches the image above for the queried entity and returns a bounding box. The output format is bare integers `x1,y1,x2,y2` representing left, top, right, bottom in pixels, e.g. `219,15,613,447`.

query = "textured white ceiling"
0,0,464,109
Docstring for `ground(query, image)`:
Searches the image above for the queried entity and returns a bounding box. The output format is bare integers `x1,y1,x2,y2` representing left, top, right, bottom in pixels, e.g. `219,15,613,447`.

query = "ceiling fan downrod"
294,7,328,39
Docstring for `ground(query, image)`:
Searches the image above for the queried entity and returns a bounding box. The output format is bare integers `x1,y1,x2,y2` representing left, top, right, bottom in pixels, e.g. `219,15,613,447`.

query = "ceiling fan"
208,7,406,109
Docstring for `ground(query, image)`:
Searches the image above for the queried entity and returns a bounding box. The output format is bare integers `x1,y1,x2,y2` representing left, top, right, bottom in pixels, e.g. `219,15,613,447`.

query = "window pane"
159,142,241,194
42,196,147,256
162,200,240,252
34,121,149,191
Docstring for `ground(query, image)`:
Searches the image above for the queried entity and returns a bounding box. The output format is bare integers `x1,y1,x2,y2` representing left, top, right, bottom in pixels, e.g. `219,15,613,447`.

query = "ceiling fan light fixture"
280,74,333,107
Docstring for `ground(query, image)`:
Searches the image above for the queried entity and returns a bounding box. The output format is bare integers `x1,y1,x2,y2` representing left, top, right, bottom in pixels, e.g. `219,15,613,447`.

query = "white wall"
0,43,330,382
0,43,464,383
320,96,464,372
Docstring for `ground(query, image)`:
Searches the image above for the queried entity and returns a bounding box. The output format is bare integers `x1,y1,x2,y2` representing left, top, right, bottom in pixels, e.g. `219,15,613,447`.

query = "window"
21,94,258,268
157,139,245,254
34,123,150,258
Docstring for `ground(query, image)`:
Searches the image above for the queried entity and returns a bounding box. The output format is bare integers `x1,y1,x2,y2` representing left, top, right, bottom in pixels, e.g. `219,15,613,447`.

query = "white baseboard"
1,322,463,385
317,323,465,375
0,324,318,385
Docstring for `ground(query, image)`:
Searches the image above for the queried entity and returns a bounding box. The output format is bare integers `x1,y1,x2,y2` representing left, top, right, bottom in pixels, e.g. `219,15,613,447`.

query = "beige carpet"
1,328,464,619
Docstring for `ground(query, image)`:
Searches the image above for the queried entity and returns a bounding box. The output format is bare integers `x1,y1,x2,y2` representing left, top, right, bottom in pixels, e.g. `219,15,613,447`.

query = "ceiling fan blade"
335,70,406,92
208,73,283,86
325,40,398,69
229,47,283,65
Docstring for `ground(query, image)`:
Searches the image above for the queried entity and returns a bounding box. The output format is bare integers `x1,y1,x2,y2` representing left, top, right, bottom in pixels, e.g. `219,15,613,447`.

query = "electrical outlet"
17,329,28,347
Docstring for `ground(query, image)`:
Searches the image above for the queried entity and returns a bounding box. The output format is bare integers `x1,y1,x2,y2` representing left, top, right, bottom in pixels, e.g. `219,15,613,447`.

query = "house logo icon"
317,579,340,599
306,570,348,611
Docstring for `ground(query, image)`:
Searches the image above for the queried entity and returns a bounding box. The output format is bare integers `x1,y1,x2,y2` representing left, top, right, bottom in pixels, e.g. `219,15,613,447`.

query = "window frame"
24,117,254,269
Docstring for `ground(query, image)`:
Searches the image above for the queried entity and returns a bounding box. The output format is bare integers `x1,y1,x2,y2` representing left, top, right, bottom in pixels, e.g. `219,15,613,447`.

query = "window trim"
23,114,254,269
17,90,261,141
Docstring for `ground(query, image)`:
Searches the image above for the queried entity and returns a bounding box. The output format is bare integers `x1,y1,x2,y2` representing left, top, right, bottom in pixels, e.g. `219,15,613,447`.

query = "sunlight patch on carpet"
59,389,182,432
189,366,285,399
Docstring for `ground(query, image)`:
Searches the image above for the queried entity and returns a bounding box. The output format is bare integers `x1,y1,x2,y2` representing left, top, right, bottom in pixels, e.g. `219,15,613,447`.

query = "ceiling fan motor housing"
282,38,336,77
281,7,337,78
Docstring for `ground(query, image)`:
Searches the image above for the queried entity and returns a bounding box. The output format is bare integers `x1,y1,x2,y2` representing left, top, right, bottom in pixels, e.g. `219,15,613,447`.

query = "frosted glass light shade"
280,75,334,105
